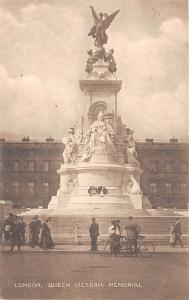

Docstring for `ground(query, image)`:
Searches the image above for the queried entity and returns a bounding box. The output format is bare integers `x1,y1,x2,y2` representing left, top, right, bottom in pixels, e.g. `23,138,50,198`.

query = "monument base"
48,161,151,211
48,194,151,210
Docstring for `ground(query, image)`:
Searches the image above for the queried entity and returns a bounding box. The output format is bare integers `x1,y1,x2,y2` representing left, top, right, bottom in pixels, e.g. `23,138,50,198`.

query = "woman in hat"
108,220,121,256
39,218,54,250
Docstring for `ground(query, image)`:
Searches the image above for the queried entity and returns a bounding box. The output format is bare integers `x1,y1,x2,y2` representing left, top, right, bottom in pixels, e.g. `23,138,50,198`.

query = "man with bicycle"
125,216,141,256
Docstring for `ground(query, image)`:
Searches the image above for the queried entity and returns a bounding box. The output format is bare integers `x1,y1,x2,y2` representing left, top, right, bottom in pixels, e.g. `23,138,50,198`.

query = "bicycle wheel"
98,241,112,256
120,240,131,257
139,242,155,257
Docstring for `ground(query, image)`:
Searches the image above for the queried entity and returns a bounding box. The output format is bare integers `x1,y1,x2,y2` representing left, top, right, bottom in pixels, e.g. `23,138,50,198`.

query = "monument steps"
49,217,189,234
20,210,189,244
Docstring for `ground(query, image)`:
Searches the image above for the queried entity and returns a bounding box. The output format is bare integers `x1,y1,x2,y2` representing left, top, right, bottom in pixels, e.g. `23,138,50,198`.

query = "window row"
0,160,62,172
0,182,50,194
149,182,187,195
149,160,188,173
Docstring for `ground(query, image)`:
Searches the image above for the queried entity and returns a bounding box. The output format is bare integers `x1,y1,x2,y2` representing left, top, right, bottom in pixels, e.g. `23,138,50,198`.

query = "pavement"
1,249,189,300
1,243,189,253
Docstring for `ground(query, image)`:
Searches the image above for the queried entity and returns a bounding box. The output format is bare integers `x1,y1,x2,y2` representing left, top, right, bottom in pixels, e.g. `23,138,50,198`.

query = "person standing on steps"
89,217,99,253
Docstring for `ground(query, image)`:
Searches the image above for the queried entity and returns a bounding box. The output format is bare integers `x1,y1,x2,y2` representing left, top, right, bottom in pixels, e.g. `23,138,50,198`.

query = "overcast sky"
0,0,188,141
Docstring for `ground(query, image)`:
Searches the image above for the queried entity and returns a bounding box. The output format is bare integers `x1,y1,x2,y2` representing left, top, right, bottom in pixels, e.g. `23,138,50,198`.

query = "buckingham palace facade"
0,137,188,209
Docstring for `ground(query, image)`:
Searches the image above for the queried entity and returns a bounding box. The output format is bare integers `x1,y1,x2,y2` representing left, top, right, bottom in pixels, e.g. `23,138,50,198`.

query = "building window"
149,161,158,172
164,161,172,172
13,160,19,171
150,182,158,194
12,182,19,194
165,183,172,194
43,182,49,194
28,182,34,194
180,183,187,193
0,182,4,193
43,160,50,172
28,161,34,172
4,161,11,169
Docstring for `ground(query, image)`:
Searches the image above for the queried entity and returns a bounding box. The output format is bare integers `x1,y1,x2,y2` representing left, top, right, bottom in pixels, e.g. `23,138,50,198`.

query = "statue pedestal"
48,160,151,211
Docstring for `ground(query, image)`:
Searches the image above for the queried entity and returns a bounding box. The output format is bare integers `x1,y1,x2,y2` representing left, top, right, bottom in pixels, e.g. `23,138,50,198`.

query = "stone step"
50,233,189,245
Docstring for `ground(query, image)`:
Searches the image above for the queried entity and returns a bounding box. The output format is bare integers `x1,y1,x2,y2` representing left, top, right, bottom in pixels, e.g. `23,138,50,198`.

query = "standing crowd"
1,213,54,251
89,216,184,256
89,216,141,256
0,214,184,253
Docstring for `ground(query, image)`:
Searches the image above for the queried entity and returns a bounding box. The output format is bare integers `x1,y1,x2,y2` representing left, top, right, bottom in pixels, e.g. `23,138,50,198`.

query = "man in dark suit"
125,216,141,256
19,217,27,245
89,217,99,253
29,215,41,247
173,217,184,247
9,216,22,252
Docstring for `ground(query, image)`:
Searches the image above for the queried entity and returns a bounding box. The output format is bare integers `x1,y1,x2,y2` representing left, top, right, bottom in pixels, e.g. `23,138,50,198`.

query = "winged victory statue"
88,6,120,47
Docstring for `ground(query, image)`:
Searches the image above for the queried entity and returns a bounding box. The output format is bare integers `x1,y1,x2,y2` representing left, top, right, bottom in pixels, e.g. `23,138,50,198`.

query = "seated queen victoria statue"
81,111,117,162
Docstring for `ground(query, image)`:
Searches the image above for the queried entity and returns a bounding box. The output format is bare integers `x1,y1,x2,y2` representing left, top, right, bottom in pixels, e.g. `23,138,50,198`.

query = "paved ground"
1,243,189,253
0,251,189,300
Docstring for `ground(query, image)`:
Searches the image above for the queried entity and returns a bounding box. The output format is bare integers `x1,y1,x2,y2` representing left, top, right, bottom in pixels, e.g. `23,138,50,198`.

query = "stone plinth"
48,159,151,211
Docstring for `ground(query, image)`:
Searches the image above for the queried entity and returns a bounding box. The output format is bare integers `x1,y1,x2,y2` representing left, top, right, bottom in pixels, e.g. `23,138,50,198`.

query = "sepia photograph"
0,0,188,299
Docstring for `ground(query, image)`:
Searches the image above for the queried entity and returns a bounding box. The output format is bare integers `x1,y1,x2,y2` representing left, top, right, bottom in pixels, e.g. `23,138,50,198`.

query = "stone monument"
20,7,188,246
48,6,151,212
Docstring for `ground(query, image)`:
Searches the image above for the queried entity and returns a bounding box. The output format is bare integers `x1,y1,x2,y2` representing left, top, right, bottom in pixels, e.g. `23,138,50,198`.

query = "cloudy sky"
0,0,188,141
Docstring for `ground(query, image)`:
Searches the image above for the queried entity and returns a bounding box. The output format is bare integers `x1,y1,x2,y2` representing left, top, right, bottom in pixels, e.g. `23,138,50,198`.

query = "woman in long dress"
39,218,54,250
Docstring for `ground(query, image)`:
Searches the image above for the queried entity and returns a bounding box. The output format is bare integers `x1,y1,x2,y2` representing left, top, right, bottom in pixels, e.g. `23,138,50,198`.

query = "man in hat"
89,217,99,253
29,215,41,248
172,217,184,247
19,217,27,245
9,216,22,252
125,216,141,256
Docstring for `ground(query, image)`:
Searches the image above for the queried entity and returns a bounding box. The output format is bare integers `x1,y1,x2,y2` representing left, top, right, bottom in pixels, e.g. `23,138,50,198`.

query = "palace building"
0,137,188,209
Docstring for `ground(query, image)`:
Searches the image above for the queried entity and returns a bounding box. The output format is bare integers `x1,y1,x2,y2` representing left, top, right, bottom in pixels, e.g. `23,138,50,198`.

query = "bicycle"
99,235,130,257
100,235,155,258
120,235,156,258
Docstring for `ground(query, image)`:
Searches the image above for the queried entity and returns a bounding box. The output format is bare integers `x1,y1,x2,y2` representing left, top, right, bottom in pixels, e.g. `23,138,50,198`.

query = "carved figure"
81,111,117,162
88,6,120,47
62,128,78,164
104,48,117,73
126,134,139,166
123,175,141,195
85,47,106,73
